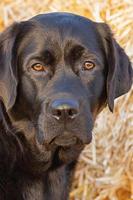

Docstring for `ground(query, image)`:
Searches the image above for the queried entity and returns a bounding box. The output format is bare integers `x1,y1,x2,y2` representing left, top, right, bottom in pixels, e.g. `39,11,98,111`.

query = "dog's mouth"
46,132,83,150
47,134,85,165
35,132,86,165
54,135,77,146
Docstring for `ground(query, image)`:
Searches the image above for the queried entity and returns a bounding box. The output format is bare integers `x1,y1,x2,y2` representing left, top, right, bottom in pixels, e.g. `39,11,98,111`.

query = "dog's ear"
0,23,20,111
96,22,133,112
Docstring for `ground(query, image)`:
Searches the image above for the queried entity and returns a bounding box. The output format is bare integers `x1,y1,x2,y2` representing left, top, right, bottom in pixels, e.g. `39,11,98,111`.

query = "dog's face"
0,13,132,165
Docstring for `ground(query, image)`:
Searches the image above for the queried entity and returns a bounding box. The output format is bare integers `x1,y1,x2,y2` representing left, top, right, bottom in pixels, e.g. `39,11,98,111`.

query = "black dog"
0,12,132,200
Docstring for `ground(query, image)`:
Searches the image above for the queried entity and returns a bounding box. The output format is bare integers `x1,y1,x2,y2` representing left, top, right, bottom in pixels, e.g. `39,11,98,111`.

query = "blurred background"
0,0,132,199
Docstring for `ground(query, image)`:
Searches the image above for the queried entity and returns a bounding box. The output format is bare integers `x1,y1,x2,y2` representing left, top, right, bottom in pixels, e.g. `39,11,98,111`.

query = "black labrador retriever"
0,12,132,200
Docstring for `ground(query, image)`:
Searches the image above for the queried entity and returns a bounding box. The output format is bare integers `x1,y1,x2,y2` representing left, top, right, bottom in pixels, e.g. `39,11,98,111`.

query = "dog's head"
0,13,132,164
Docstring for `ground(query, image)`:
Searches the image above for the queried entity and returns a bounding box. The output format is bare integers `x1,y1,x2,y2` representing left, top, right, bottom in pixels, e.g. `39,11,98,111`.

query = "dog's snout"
49,99,79,120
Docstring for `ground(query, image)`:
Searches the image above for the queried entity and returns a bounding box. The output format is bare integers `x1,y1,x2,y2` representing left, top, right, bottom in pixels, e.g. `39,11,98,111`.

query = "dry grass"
0,0,132,199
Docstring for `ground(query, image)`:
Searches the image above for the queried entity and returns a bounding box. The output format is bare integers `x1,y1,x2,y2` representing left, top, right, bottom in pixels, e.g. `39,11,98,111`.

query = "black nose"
50,99,79,120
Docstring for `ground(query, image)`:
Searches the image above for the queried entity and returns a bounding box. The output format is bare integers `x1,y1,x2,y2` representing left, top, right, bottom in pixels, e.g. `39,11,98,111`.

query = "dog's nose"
50,99,79,120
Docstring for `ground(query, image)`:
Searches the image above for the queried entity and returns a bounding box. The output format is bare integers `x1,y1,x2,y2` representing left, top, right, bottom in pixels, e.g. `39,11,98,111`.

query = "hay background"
0,0,132,200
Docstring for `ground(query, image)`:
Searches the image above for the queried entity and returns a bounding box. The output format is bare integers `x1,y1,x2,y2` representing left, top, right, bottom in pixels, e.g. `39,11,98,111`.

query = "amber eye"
83,61,95,70
31,64,47,72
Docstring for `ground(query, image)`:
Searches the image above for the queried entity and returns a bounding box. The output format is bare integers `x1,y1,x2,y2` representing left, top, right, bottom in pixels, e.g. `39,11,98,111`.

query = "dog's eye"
31,64,47,72
83,61,95,70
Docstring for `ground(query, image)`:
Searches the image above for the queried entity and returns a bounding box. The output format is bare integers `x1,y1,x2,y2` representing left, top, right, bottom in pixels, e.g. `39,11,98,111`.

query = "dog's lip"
54,135,77,146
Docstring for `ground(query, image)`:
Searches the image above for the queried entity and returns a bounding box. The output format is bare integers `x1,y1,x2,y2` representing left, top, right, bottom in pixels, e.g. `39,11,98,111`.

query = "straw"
0,1,132,199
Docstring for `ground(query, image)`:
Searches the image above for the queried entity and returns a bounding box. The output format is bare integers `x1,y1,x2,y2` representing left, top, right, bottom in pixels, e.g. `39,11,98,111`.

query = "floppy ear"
97,23,133,112
0,23,20,111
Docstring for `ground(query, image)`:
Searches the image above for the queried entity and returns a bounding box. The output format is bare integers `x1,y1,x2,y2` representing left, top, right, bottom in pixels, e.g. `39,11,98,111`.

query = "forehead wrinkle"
30,15,104,55
17,19,104,67
29,19,89,53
